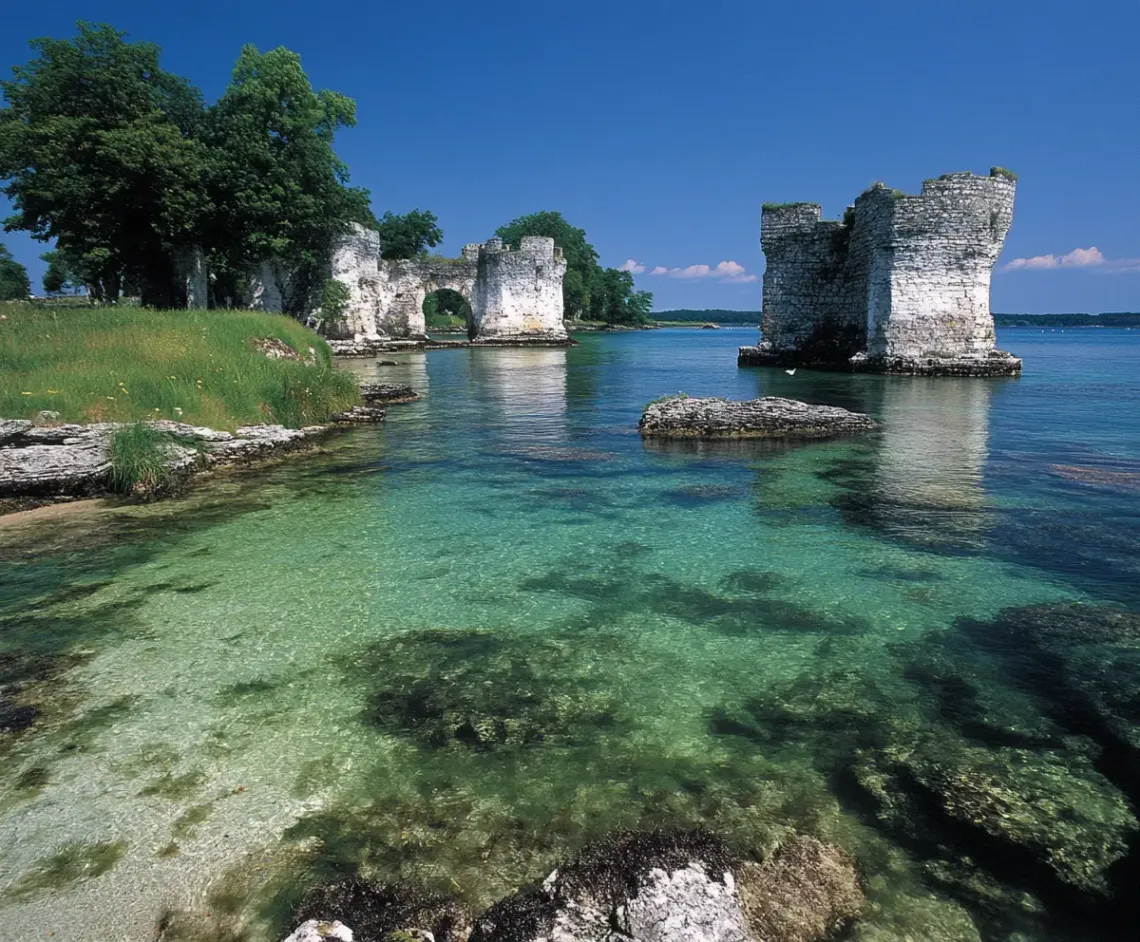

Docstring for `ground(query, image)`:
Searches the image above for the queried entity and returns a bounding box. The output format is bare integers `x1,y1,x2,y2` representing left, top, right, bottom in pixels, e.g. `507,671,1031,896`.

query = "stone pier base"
738,345,1022,376
848,351,1022,376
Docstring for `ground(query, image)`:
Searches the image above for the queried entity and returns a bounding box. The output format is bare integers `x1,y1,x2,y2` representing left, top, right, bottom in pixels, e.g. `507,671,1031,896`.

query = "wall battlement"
328,225,568,343
744,169,1021,376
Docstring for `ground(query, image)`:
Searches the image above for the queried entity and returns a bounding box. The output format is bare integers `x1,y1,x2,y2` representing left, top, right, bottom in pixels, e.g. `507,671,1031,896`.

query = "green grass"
107,424,184,494
761,202,815,211
0,303,359,430
990,166,1018,181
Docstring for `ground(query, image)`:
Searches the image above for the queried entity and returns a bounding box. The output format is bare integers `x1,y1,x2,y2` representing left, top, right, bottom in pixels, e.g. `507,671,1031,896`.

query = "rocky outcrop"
283,920,354,942
359,383,421,404
470,831,862,942
0,420,328,501
293,878,470,942
279,831,862,942
330,406,388,424
638,397,876,440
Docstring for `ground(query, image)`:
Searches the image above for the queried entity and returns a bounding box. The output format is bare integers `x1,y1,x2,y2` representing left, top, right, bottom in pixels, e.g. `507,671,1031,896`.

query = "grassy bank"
0,303,360,430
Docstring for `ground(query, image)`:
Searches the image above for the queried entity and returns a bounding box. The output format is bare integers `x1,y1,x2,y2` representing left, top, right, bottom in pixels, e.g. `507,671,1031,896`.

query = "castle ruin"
327,225,569,344
738,169,1021,375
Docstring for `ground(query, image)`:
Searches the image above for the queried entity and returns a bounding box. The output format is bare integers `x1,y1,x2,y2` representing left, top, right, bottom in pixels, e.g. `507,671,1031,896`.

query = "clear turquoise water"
1,327,1138,941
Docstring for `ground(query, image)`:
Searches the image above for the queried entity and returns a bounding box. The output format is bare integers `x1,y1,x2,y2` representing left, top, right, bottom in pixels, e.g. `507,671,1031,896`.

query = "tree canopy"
375,209,443,260
496,211,652,324
0,243,31,299
0,22,373,310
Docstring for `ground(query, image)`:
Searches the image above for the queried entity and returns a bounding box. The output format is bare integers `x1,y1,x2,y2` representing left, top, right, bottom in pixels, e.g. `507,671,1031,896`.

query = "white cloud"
618,258,646,274
647,260,758,284
1001,246,1140,274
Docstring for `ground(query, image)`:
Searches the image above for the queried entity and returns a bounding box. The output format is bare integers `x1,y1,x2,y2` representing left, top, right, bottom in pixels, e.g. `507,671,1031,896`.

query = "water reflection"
468,348,568,444
842,378,1004,551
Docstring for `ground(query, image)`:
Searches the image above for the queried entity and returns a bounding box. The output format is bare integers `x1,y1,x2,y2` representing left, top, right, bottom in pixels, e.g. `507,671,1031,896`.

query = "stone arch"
372,260,478,339
422,286,475,337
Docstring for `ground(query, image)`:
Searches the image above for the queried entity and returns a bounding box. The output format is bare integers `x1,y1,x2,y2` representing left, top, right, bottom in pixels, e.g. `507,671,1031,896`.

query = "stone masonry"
328,226,569,344
739,169,1021,376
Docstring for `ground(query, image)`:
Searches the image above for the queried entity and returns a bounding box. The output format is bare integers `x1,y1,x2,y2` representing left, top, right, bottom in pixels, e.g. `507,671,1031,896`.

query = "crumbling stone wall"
745,169,1020,375
472,236,567,343
329,226,568,344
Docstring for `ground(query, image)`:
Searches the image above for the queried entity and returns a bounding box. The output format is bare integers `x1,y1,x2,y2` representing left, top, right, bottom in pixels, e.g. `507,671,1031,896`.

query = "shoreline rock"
0,419,330,506
639,396,876,440
359,383,421,404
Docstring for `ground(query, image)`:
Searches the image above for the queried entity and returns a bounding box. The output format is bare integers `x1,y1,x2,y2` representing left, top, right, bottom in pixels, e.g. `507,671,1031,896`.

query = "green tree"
0,243,31,299
496,211,652,324
40,247,87,294
0,22,210,305
204,44,374,313
588,267,653,325
422,288,471,329
496,211,600,319
375,209,442,260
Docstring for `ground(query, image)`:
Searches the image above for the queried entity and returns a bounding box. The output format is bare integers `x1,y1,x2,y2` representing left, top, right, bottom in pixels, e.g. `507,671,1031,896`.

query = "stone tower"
740,168,1021,375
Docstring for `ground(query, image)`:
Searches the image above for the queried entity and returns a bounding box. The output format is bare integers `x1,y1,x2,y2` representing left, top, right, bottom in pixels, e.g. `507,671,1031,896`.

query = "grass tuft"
108,424,180,495
0,303,360,430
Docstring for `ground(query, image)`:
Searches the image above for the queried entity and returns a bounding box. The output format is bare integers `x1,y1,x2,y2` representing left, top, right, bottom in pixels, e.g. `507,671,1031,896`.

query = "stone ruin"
739,169,1021,375
327,225,569,344
175,225,569,346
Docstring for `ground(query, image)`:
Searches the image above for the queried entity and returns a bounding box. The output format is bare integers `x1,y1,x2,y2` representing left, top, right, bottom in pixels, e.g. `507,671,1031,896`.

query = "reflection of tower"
871,379,995,549
469,348,568,444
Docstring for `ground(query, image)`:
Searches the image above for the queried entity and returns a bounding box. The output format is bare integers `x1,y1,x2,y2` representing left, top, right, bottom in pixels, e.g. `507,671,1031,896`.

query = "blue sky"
1,0,1137,312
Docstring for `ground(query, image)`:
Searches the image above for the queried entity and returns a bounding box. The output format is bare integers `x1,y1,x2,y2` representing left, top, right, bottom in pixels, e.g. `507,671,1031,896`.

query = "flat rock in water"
639,396,875,440
359,383,420,404
331,406,387,424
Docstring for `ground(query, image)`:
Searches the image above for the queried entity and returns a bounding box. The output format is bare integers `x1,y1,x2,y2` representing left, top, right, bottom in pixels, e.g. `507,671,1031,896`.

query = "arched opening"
423,288,474,339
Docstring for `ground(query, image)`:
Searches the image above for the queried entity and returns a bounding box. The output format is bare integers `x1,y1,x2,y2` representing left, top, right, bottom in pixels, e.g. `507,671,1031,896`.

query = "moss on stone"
990,166,1018,181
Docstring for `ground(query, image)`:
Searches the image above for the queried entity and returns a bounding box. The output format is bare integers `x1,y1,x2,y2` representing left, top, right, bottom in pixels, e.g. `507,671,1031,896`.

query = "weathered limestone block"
639,396,876,440
742,169,1021,376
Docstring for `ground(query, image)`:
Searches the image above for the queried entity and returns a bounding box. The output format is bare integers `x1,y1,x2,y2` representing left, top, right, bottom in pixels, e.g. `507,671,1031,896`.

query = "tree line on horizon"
0,22,651,326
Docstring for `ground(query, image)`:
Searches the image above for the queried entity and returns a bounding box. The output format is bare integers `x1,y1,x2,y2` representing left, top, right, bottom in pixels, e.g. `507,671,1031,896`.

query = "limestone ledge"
0,420,332,502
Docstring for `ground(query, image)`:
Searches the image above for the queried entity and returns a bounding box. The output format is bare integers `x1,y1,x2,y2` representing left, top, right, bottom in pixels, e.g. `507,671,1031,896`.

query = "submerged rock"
356,629,627,751
283,920,354,942
359,383,421,404
850,733,1137,906
294,878,469,942
638,397,875,440
471,830,862,942
737,837,864,942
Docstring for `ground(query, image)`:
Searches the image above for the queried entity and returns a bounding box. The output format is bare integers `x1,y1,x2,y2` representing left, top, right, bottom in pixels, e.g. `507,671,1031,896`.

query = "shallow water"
1,327,1138,941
